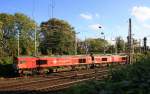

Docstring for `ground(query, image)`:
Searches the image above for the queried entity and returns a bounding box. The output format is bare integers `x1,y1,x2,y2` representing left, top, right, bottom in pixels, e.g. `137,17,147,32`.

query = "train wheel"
90,64,95,69
107,63,110,67
86,65,90,70
71,65,76,71
32,69,38,75
19,70,23,77
48,68,53,73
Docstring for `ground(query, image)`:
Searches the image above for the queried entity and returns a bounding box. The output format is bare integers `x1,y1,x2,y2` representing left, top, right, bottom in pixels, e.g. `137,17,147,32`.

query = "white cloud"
80,13,101,20
131,6,150,46
132,6,150,22
88,24,103,31
143,24,150,29
80,13,93,20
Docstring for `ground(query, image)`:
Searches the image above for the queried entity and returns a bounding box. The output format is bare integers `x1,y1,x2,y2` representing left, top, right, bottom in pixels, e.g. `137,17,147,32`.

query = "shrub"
0,57,13,64
61,55,150,94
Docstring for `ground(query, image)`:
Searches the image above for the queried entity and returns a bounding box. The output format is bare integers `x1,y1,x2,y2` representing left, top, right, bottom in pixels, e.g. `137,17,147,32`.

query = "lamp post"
15,23,20,57
101,32,106,54
17,28,20,56
99,26,105,54
34,25,37,56
99,26,106,54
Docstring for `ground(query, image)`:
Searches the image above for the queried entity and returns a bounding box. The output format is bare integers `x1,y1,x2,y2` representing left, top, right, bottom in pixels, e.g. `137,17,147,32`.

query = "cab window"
19,61,26,64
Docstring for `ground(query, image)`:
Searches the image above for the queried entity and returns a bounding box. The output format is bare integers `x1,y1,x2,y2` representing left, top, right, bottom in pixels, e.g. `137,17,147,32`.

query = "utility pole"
17,27,20,56
115,38,118,54
75,32,80,55
32,0,37,56
139,39,141,53
143,37,147,54
128,18,133,64
50,0,55,19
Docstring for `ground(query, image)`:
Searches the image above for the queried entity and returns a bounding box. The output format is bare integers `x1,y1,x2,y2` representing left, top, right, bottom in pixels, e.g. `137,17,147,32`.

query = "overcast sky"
1,0,150,45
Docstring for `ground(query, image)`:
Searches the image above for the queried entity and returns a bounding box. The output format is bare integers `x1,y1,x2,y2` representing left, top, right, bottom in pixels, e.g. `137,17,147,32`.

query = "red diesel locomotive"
15,54,127,74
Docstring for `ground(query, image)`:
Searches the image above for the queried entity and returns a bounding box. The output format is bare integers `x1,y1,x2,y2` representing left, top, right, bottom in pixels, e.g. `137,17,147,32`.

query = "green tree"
133,39,141,53
78,38,108,54
40,18,75,55
0,13,15,57
115,36,125,53
0,21,3,57
0,13,37,59
106,44,115,54
77,40,87,54
14,13,36,55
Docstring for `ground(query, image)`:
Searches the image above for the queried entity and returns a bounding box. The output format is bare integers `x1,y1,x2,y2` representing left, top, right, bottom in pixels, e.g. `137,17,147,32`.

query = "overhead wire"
32,0,37,56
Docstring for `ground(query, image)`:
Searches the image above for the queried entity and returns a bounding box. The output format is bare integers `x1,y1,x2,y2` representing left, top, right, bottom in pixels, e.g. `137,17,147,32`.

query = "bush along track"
58,57,150,94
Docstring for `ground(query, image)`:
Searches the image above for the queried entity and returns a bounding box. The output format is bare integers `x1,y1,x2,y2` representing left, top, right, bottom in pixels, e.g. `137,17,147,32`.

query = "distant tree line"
0,13,142,64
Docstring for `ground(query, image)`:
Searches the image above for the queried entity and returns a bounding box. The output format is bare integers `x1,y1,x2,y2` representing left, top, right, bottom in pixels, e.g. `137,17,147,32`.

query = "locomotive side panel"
94,56,101,64
17,57,37,69
36,56,75,68
56,57,72,66
112,55,121,63
71,56,80,65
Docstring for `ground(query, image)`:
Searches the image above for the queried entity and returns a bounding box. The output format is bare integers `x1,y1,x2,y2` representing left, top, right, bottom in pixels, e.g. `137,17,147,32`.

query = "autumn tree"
40,18,75,55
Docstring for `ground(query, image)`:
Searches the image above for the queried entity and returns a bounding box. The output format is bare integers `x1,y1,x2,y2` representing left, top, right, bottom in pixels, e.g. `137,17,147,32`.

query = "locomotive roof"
17,54,127,58
17,55,90,58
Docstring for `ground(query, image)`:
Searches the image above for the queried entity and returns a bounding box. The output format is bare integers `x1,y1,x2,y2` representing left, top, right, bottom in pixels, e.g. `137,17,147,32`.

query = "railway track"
0,67,108,86
0,68,109,94
0,63,126,94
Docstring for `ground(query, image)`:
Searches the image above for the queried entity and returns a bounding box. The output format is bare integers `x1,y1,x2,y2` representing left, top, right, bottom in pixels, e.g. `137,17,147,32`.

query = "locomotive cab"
13,56,18,69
